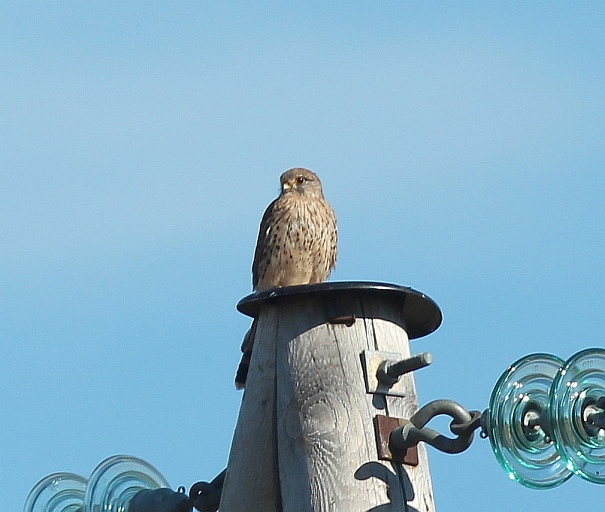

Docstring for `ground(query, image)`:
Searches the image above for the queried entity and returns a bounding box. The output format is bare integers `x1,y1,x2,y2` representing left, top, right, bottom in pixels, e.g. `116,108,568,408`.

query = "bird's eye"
296,176,305,185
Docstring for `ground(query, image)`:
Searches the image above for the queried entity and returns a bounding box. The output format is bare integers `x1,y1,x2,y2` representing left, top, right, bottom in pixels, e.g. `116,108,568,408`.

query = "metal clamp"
189,469,226,512
362,350,433,397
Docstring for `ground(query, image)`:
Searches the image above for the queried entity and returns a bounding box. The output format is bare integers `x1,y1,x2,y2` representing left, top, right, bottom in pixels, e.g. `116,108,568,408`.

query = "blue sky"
1,2,604,510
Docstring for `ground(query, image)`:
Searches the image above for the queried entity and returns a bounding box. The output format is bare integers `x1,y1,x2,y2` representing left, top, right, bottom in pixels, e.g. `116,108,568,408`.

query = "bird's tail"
234,319,257,389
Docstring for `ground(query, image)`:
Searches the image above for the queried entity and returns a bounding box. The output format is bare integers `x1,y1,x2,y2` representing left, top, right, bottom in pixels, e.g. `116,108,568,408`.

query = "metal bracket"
190,469,226,512
362,350,432,397
375,415,419,466
362,350,407,397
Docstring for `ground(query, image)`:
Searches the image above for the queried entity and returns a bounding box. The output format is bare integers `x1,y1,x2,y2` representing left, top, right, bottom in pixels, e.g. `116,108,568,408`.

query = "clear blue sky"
2,2,604,510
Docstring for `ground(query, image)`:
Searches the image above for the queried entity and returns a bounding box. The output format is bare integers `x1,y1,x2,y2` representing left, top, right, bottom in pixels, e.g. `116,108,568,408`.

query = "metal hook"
389,399,481,455
377,352,433,386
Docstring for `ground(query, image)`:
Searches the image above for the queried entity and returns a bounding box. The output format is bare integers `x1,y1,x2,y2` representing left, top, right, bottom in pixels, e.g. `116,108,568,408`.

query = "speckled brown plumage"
235,168,338,388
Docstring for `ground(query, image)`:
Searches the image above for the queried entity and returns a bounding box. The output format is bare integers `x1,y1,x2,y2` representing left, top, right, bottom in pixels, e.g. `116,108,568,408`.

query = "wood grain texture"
275,294,435,511
219,306,281,512
363,298,436,512
222,290,436,511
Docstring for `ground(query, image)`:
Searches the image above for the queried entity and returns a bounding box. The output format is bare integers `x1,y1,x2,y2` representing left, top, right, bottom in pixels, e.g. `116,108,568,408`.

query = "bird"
235,167,338,389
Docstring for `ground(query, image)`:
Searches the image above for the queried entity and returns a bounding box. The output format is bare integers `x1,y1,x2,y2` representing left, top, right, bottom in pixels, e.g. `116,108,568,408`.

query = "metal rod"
377,352,432,386
583,399,605,431
520,402,552,442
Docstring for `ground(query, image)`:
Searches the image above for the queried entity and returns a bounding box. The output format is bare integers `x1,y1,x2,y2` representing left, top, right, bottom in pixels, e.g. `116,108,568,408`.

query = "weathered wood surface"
221,289,436,512
364,297,436,512
219,309,280,512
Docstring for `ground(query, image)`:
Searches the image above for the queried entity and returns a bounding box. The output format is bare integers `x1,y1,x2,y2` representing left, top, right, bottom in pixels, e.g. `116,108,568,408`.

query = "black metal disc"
236,281,442,340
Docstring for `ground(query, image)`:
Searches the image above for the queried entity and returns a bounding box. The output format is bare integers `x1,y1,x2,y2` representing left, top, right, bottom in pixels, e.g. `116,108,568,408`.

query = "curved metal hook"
390,400,481,455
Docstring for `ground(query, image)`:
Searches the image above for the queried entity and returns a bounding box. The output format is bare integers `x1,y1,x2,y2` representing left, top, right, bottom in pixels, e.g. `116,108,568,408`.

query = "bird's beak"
282,181,292,191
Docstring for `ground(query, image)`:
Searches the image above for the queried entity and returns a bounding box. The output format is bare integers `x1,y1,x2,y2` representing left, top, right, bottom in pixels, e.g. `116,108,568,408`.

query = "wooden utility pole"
220,282,442,512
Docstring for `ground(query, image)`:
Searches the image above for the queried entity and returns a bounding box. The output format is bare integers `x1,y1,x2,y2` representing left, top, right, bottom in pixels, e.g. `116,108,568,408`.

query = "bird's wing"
252,198,279,289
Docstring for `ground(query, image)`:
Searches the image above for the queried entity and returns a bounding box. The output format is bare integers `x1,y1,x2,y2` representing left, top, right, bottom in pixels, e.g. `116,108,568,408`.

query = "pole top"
237,281,442,340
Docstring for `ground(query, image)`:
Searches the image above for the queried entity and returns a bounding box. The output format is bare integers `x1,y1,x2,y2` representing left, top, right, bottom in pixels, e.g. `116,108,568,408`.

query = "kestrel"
235,168,338,388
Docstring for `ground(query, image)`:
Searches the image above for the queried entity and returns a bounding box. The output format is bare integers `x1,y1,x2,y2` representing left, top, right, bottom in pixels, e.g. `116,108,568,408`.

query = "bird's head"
280,168,324,198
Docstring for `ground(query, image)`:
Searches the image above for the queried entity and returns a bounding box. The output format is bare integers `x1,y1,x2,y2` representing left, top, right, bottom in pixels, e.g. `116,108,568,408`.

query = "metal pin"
583,396,605,434
377,352,433,386
328,314,356,326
